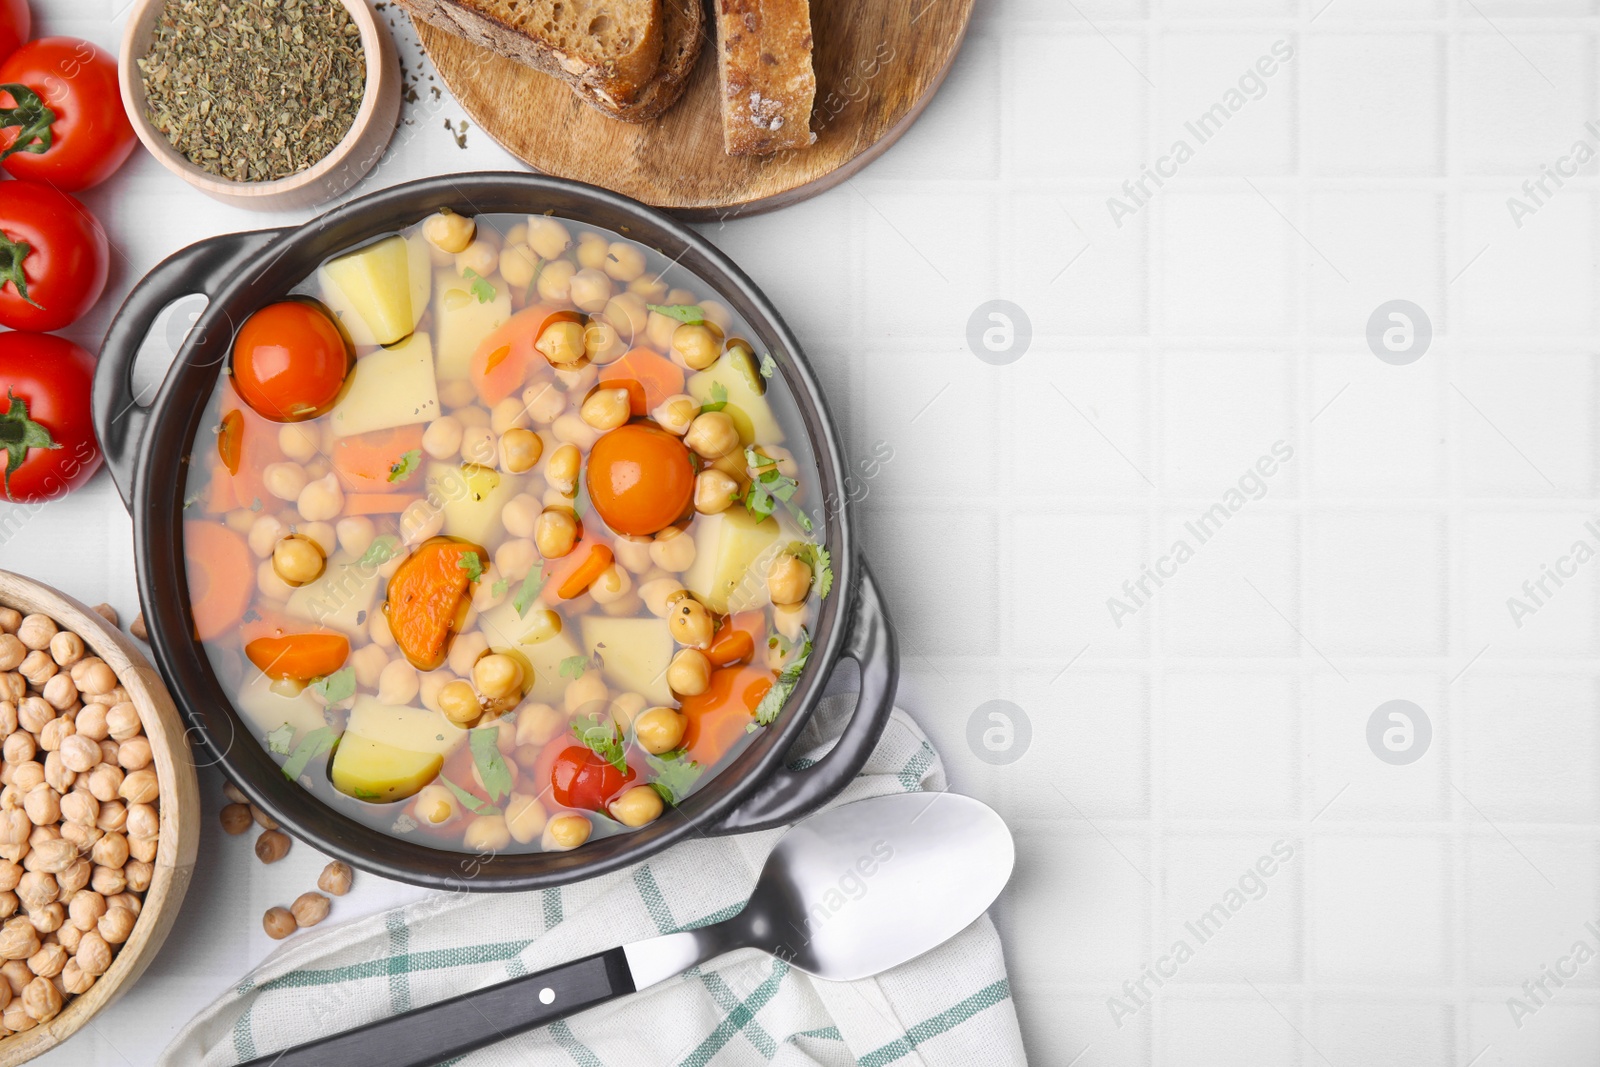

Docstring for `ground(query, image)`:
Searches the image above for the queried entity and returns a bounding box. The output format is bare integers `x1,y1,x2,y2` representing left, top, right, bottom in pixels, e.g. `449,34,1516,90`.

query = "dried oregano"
137,0,367,183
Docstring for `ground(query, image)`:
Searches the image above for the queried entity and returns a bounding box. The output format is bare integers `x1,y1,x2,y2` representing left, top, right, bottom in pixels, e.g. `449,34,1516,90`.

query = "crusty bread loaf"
571,0,704,122
397,0,663,107
715,0,816,156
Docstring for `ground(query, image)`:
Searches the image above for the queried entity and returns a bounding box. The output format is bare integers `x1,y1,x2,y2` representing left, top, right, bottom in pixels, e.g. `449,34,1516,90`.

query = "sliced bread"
571,0,705,122
398,0,664,107
715,0,816,156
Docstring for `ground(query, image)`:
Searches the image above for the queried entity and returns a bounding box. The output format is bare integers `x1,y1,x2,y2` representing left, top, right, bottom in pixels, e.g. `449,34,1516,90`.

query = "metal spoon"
242,792,1014,1067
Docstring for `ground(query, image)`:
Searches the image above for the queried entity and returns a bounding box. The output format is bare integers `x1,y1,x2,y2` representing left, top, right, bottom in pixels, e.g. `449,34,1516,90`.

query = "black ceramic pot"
91,173,897,891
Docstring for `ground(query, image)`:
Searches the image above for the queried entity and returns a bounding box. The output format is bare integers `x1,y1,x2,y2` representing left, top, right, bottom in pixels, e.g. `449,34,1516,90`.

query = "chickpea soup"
180,209,830,855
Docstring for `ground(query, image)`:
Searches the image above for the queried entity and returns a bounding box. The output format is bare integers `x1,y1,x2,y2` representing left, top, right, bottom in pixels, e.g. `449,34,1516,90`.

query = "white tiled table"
10,1,1600,1064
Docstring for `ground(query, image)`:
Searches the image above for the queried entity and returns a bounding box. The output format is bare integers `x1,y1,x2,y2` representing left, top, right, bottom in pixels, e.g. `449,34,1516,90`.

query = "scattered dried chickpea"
318,861,354,897
263,906,296,940
291,892,331,929
254,829,291,864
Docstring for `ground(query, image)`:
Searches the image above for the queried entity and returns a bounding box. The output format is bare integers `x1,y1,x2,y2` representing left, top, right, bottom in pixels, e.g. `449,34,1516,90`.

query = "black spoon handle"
237,946,636,1067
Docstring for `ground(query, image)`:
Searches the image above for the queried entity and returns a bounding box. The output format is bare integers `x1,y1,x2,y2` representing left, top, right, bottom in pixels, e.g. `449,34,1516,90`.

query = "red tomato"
0,181,107,332
0,0,29,68
550,745,636,812
232,300,352,422
0,37,134,190
585,423,694,536
0,332,102,502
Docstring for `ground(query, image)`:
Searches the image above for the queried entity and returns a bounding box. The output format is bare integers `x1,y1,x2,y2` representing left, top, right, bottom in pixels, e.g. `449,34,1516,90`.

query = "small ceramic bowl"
117,0,401,211
0,571,200,1065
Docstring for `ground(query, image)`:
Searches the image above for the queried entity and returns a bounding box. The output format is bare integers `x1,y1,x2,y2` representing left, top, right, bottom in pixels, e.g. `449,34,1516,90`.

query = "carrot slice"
384,537,485,671
329,424,426,494
245,633,351,681
217,381,282,514
706,611,763,667
470,303,556,406
545,543,614,602
679,665,775,766
184,522,254,641
599,347,685,417
344,493,413,515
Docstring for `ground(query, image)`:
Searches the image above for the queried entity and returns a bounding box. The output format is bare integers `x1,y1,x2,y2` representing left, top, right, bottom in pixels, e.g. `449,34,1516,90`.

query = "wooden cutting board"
415,0,976,219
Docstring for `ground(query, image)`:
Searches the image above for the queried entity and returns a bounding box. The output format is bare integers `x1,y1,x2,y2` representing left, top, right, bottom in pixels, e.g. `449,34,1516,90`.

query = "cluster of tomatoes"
0,0,135,503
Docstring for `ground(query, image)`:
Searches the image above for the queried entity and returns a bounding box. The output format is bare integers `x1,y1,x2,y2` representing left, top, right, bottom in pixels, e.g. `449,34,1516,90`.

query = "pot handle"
93,228,288,512
708,558,899,835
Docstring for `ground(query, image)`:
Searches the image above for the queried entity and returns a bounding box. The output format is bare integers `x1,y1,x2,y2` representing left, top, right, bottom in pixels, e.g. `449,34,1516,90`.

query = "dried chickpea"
58,735,101,775
542,813,591,851
318,861,354,897
21,975,61,1022
89,833,126,870
125,802,159,840
16,616,55,651
105,703,141,742
0,918,37,960
60,960,92,995
254,829,291,864
17,652,55,689
40,674,76,712
97,905,136,945
67,891,105,933
60,793,98,828
127,836,158,864
117,769,157,806
47,632,84,669
0,636,23,672
89,865,124,897
262,906,296,940
291,892,331,928
117,737,153,771
0,608,18,633
85,764,121,803
219,803,252,835
75,705,108,744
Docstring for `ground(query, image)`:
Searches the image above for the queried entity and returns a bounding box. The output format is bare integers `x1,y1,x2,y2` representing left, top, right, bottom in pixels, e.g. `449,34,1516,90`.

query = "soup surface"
180,209,829,855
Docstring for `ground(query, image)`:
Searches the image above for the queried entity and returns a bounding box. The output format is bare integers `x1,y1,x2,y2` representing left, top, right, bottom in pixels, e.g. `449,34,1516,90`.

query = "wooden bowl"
117,0,401,211
0,571,200,1065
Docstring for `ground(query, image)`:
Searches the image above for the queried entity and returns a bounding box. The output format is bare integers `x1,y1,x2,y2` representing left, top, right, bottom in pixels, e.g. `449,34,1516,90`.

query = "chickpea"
275,423,319,464
454,238,498,278
47,632,83,670
347,644,386,691
543,813,591,851
569,268,612,314
438,378,476,409
41,674,76,712
297,473,344,523
581,565,628,608
521,610,563,647
254,829,291,864
500,428,544,474
668,596,714,648
263,906,296,940
400,499,445,546
464,814,511,852
22,787,58,828
97,905,136,945
422,416,464,460
535,320,586,365
502,495,542,541
499,242,538,289
634,706,687,754
272,534,326,587
262,462,308,502
438,680,482,726
127,837,158,864
117,737,153,772
330,517,373,561
526,217,571,260
563,672,608,717
15,616,53,652
536,258,577,303
639,578,684,619
488,397,527,437
473,654,524,702
665,288,696,307
291,891,331,928
85,764,120,802
318,861,354,896
523,382,566,425
694,469,740,514
423,209,476,254
767,553,813,606
17,651,54,689
219,803,251,835
580,387,631,432
649,394,698,437
514,704,563,749
504,794,546,845
369,611,395,650
125,802,159,841
685,412,741,460
414,784,461,826
0,635,23,672
665,648,711,697
628,273,668,303
603,241,647,282
534,508,579,559
461,426,498,467
643,311,676,352
650,526,697,573
447,632,489,678
21,975,61,1022
672,323,722,371
575,232,609,269
59,736,101,775
376,659,420,707
609,786,664,828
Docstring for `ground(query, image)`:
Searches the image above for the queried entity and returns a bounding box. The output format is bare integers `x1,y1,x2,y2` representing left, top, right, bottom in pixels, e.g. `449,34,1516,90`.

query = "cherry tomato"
0,37,134,190
550,745,636,812
0,332,102,502
0,0,30,68
232,300,352,423
585,423,694,536
0,181,107,333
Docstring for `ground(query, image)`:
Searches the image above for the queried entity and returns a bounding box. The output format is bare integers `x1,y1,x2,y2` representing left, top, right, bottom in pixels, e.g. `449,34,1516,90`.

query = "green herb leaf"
699,381,728,414
462,267,496,304
560,654,588,679
388,448,422,483
759,354,777,379
572,714,628,775
353,787,380,800
753,628,812,727
310,667,356,705
281,726,338,782
469,728,514,803
525,258,545,304
359,535,399,568
645,750,703,806
647,303,705,324
491,577,508,598
791,542,833,600
457,553,484,582
513,568,545,618
439,774,501,816
0,84,56,164
265,723,295,755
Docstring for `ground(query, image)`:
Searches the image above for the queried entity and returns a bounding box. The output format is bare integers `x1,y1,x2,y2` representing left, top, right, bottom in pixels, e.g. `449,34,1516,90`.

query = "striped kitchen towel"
160,697,1026,1066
